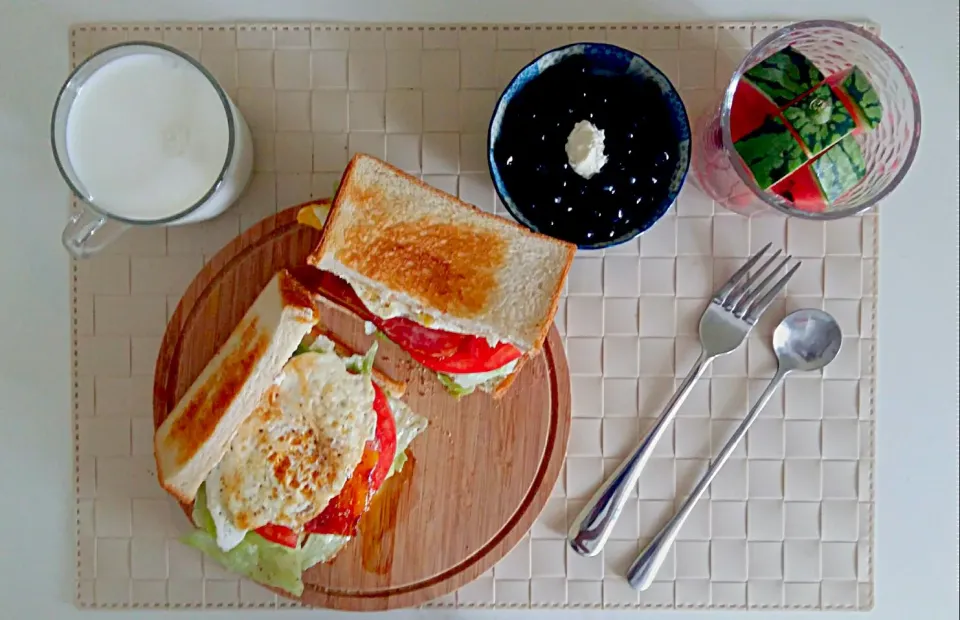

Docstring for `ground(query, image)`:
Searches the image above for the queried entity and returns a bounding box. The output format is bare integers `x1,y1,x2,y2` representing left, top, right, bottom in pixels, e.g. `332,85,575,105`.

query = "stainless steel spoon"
626,308,843,591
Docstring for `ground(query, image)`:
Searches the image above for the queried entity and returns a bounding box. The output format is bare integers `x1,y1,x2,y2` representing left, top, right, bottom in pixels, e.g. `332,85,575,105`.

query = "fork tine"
713,242,772,302
742,261,802,324
732,254,793,316
723,249,782,309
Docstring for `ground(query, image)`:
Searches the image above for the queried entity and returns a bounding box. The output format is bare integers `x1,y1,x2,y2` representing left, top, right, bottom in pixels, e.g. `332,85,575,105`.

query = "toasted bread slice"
154,270,319,503
308,154,576,354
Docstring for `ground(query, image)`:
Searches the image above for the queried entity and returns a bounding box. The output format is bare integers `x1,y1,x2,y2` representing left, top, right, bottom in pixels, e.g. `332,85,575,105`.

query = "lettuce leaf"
387,451,409,477
437,373,475,398
291,341,313,357
386,397,429,477
183,529,306,596
185,484,350,597
185,485,307,596
344,340,378,375
191,484,216,535
300,534,350,571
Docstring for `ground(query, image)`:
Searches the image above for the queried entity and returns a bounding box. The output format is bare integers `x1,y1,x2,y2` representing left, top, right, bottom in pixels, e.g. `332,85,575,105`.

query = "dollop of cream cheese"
565,120,608,179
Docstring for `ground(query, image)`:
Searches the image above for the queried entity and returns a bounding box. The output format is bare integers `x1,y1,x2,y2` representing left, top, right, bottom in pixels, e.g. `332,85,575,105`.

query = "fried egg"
205,350,376,550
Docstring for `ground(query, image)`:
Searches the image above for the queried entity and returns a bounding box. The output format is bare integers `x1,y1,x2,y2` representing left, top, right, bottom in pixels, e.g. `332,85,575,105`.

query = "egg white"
204,350,376,551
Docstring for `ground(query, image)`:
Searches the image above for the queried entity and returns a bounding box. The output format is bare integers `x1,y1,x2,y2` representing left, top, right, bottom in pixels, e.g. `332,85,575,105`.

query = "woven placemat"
71,21,877,610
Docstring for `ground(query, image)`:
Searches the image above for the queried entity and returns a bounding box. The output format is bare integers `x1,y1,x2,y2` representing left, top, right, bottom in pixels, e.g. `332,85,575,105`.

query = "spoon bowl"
772,308,843,373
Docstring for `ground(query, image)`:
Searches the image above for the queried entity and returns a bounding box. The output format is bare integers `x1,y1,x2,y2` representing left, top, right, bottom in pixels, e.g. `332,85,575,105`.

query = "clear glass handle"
62,205,129,259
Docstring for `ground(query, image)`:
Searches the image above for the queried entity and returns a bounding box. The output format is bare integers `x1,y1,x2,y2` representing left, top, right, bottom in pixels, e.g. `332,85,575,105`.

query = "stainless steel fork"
568,243,800,557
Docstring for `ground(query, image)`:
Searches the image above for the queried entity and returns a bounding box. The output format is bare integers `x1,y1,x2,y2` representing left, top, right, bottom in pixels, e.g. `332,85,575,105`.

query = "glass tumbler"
691,20,921,218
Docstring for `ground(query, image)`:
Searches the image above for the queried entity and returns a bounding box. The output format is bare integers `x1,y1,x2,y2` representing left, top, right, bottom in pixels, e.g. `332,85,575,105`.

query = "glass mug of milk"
52,42,253,258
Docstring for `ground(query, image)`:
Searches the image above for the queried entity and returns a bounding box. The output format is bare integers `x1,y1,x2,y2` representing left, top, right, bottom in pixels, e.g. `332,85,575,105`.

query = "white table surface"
0,1,956,619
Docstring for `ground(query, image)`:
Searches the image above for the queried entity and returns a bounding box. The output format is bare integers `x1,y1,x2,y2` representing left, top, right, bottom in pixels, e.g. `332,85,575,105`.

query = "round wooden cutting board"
153,205,571,611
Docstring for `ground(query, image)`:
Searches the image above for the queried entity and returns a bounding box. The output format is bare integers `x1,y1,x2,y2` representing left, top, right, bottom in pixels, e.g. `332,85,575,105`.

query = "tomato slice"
369,384,397,489
379,317,464,358
378,312,523,374
470,338,524,370
304,384,397,536
409,338,523,374
254,523,299,548
379,315,523,374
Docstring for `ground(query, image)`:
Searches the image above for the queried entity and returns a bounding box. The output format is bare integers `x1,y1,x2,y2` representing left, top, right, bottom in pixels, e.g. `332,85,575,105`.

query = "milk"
65,52,252,223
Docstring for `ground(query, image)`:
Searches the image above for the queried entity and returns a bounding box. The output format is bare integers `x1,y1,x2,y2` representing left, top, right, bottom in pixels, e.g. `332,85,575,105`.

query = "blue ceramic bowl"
488,42,691,249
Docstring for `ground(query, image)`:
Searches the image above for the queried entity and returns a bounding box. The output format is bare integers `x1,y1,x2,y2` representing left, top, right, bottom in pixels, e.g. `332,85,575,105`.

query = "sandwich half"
306,154,576,397
154,269,320,504
154,269,427,596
